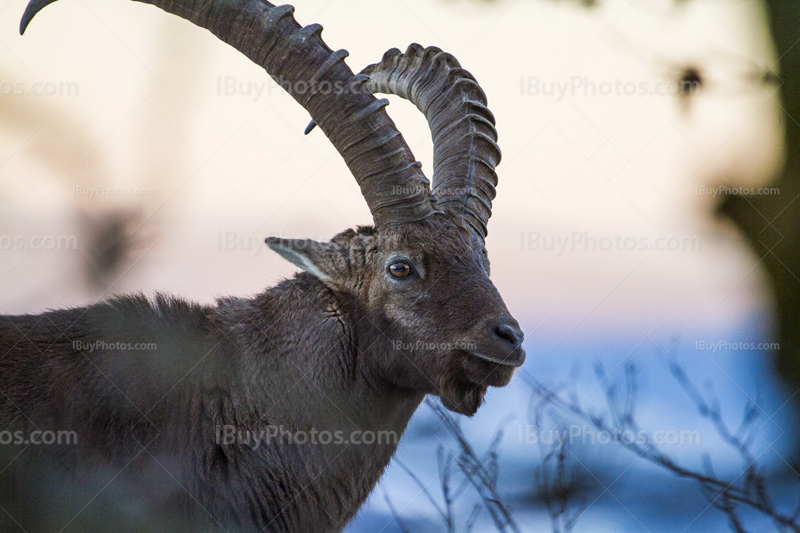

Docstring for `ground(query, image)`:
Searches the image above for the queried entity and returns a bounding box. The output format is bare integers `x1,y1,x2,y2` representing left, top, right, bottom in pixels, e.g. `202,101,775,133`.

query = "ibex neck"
212,276,425,530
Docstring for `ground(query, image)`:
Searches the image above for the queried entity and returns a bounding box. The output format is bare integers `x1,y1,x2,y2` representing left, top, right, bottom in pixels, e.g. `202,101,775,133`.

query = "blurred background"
0,0,797,531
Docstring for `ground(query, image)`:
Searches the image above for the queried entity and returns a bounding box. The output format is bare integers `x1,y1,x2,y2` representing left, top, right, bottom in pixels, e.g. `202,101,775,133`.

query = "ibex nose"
492,318,524,348
477,317,526,367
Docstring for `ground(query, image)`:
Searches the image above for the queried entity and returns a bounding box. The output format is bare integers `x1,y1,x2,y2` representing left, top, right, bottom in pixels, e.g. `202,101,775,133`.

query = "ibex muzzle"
2,1,526,531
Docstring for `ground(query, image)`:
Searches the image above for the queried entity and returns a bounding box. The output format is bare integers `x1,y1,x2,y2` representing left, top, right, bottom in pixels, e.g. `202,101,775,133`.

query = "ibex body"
1,1,525,531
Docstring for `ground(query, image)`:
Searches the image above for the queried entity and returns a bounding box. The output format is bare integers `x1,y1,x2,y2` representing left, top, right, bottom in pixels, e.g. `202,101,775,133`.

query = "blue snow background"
347,311,798,533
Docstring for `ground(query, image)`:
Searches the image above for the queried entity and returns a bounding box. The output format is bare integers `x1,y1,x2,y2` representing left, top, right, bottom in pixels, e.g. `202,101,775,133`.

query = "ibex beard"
1,0,527,531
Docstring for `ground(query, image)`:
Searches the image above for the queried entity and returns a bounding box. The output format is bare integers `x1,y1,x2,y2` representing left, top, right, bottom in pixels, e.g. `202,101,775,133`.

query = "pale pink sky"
0,0,782,341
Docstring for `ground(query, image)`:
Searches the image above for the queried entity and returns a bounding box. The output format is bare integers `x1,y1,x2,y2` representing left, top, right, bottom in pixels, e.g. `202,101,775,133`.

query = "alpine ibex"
0,1,525,531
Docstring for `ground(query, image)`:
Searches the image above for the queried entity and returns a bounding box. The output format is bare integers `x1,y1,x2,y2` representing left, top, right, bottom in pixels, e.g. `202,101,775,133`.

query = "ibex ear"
265,237,342,284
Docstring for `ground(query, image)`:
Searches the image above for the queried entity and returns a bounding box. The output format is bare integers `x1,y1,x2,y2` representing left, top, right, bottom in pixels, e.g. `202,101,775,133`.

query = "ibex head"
268,211,523,415
267,46,524,415
23,2,525,416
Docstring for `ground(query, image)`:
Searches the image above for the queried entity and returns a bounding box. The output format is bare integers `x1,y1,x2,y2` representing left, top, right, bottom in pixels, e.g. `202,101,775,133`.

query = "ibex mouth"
469,348,526,368
439,348,521,415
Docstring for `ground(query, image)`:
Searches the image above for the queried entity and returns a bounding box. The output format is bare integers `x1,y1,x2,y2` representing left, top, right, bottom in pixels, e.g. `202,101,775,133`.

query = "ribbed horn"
360,44,501,239
21,0,440,227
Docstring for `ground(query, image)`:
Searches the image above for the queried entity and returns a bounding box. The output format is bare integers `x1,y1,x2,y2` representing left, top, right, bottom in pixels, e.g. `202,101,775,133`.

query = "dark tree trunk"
720,1,800,406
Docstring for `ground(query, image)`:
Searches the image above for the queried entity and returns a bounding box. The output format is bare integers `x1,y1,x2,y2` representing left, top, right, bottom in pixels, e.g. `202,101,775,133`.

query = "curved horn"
360,44,501,239
21,0,440,227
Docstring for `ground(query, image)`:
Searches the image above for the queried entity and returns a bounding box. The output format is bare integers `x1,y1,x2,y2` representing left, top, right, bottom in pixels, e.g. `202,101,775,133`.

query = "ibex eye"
389,262,412,278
